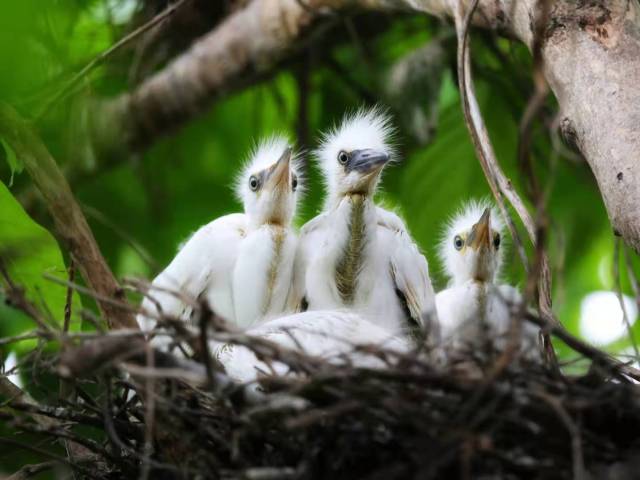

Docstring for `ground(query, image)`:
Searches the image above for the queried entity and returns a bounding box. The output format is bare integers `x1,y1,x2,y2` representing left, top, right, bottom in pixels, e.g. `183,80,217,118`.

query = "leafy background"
1,2,639,470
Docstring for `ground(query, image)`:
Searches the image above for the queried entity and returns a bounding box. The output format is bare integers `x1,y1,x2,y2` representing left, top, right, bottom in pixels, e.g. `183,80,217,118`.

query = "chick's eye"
292,175,298,191
337,150,349,165
249,176,259,191
493,233,501,249
454,235,464,250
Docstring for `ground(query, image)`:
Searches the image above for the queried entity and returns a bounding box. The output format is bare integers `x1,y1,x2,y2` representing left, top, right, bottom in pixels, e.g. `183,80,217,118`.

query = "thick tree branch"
0,103,137,330
92,0,345,156
93,0,640,253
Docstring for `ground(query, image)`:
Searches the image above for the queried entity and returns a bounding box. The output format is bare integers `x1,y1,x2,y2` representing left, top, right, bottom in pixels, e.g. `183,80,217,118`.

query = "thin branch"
63,260,75,334
37,0,189,119
0,437,95,476
0,377,59,428
199,304,221,389
453,0,558,368
524,311,640,382
6,461,59,480
0,259,53,332
613,238,640,360
0,103,138,330
140,342,155,480
43,272,137,314
534,391,586,480
82,204,159,271
623,247,640,356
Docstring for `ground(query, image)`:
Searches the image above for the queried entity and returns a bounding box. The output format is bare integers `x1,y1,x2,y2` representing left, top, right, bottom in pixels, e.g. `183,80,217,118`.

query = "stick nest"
3,322,640,480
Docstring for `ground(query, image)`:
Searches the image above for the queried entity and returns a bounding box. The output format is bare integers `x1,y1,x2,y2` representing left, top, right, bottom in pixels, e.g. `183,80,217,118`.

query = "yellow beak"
468,208,491,251
266,147,292,192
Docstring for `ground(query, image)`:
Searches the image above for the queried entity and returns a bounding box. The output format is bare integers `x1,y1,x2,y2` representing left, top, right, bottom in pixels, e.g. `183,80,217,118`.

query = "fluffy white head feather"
234,136,304,228
315,106,396,207
439,199,505,286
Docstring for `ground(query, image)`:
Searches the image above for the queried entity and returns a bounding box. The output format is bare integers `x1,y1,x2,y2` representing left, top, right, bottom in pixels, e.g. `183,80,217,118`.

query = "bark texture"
541,0,640,250
95,0,640,252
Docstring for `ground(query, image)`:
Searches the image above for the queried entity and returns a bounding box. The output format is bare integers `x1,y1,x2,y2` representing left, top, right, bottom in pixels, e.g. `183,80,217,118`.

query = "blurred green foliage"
1,0,640,411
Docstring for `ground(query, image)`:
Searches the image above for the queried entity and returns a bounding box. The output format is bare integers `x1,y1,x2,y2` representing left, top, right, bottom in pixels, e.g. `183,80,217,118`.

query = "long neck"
261,225,286,314
324,182,376,211
335,194,369,304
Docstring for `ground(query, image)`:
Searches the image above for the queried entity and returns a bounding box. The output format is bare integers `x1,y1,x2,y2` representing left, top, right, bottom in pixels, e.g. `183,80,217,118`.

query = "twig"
524,312,640,382
534,391,586,480
453,0,527,269
58,335,147,378
140,341,156,480
613,238,640,360
0,328,144,346
0,331,44,346
623,247,640,356
0,377,59,428
0,437,92,474
120,363,206,384
6,461,59,480
63,260,76,334
453,0,558,368
514,0,557,369
82,205,159,270
0,259,53,332
37,0,189,119
198,304,220,389
43,272,137,314
59,259,87,466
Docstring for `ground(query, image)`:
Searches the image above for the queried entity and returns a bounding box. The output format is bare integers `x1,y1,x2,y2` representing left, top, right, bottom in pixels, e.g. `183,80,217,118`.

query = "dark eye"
249,175,259,191
337,150,349,165
454,235,464,250
493,232,501,249
292,175,298,192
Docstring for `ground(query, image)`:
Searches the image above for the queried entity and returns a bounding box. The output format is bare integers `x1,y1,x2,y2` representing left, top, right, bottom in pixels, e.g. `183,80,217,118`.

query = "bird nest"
3,316,640,480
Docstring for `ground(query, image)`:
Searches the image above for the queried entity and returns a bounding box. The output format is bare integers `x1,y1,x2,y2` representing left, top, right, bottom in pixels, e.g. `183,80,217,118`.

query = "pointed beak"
266,147,292,191
349,149,390,174
467,208,491,252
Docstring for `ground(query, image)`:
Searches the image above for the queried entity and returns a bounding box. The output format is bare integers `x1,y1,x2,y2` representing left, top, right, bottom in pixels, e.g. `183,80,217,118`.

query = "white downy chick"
290,108,438,344
137,137,303,351
435,200,539,358
213,310,410,386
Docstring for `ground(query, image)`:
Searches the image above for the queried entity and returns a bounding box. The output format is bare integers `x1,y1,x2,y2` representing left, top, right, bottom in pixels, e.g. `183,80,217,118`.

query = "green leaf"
1,138,23,186
0,179,81,353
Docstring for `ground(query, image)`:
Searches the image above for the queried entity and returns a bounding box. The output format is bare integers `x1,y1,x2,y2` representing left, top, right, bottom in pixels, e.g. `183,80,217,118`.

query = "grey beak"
348,149,390,173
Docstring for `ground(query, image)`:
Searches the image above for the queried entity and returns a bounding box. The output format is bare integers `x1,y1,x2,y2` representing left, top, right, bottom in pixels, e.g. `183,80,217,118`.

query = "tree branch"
0,103,137,330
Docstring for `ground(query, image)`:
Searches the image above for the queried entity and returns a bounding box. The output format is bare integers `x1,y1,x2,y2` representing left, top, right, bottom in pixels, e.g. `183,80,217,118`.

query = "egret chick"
435,201,539,358
138,137,303,346
213,310,410,386
291,108,438,342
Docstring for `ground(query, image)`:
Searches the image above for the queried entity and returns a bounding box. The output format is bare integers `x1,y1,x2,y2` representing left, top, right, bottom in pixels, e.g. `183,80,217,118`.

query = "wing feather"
382,219,439,343
286,213,329,311
137,214,246,335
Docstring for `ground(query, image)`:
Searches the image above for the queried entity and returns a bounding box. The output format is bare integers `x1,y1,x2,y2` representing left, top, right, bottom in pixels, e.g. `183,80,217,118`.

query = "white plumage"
212,310,410,385
137,137,304,347
290,108,438,342
435,200,539,357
